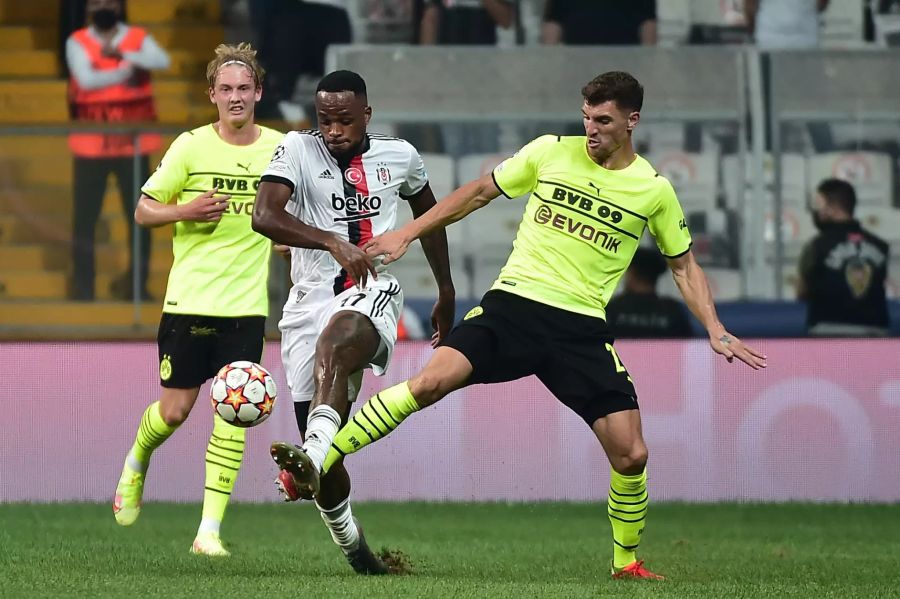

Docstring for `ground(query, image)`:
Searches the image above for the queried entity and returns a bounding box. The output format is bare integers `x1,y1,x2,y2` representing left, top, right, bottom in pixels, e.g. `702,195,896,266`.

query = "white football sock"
316,498,360,553
303,404,341,473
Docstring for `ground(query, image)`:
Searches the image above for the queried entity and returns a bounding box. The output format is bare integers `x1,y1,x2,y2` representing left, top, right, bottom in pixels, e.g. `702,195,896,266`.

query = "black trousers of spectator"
256,2,352,117
71,156,150,301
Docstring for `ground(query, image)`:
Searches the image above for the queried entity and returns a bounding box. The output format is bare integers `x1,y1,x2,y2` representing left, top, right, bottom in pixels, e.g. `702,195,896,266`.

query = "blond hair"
206,42,265,88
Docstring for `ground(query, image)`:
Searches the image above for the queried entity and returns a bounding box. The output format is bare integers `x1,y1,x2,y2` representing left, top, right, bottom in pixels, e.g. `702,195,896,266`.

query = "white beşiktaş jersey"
260,130,428,306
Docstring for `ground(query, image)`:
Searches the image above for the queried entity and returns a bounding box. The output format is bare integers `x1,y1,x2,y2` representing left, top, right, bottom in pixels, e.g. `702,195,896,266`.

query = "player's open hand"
364,230,410,265
328,238,377,288
709,331,767,370
430,291,455,348
179,187,231,222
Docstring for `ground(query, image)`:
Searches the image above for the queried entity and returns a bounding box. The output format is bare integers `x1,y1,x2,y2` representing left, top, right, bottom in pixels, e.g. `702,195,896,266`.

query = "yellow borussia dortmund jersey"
491,135,692,319
141,124,283,317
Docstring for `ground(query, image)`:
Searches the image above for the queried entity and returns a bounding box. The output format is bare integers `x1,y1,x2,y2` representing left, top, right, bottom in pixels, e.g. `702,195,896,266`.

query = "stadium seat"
646,151,719,214
821,0,865,48
763,204,816,260
420,153,456,202
807,152,894,208
856,206,900,243
722,153,808,211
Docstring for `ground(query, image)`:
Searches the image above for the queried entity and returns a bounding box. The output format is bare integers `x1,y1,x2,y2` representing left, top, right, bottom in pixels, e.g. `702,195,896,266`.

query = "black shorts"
157,313,266,389
441,290,638,426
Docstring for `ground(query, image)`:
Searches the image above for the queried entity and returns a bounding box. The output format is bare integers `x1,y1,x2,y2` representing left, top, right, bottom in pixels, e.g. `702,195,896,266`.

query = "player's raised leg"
592,408,663,580
320,346,472,474
272,310,381,496
114,387,199,525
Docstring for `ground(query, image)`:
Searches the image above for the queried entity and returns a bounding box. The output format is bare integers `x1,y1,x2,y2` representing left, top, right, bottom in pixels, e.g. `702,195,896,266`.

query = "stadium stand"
0,0,222,331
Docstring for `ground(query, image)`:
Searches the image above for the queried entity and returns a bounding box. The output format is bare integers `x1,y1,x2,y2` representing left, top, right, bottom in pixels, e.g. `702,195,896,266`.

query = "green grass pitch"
1,502,898,598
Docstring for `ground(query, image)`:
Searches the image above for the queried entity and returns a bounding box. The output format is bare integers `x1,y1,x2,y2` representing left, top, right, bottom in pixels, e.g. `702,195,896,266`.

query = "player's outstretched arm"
134,188,231,228
406,183,456,346
253,180,376,287
666,251,767,370
364,173,502,265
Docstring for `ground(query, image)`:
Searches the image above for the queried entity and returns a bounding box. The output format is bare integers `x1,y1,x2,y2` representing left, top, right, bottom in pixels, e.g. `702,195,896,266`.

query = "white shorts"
279,274,403,404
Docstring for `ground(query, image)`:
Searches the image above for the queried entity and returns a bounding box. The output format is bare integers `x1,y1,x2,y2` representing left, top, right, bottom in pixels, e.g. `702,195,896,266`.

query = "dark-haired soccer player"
113,43,282,556
285,71,767,579
253,70,454,574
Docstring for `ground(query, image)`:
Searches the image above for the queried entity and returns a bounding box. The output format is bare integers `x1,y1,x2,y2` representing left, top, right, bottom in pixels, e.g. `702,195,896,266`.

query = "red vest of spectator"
68,27,161,158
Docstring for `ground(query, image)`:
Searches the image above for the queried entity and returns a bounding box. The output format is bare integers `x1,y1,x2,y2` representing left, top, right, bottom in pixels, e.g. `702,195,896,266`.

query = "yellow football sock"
608,467,648,569
129,401,178,469
200,415,245,532
322,382,420,474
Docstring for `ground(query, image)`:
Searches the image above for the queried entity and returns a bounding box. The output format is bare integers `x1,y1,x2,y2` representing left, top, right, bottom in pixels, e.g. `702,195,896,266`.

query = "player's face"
209,65,261,128
316,91,371,158
582,100,639,161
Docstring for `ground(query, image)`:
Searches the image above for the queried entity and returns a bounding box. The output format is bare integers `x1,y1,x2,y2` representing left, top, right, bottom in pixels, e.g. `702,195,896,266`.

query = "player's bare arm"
134,187,231,227
365,173,502,265
253,179,377,287
666,250,767,369
405,182,456,346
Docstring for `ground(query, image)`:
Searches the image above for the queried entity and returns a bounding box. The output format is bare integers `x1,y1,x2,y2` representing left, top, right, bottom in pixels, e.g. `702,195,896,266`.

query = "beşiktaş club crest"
376,164,391,184
344,167,364,185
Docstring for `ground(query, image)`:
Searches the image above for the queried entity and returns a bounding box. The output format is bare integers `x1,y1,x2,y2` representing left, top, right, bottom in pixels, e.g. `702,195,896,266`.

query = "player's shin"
608,468,648,569
302,404,342,473
128,400,179,472
322,382,421,474
199,414,246,536
316,497,361,552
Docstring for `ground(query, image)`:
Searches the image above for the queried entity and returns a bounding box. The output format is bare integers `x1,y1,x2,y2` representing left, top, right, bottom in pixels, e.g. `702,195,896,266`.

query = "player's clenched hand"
179,187,231,222
364,230,410,265
328,238,377,288
709,331,767,370
430,292,455,348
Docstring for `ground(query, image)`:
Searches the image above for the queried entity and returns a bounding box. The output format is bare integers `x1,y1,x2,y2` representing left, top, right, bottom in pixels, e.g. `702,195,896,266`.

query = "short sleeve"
648,179,692,258
399,143,428,197
492,135,555,199
260,132,302,193
141,132,191,203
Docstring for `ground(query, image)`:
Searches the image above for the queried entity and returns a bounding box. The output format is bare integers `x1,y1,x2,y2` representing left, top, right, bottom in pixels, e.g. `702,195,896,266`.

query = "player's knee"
614,447,648,475
159,401,191,426
408,372,449,407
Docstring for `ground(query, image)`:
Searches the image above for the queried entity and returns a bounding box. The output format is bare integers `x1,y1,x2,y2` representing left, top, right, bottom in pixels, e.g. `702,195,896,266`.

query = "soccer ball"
210,361,277,428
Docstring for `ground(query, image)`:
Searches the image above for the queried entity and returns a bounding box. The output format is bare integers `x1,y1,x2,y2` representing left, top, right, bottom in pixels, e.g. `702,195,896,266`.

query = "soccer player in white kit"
252,70,455,574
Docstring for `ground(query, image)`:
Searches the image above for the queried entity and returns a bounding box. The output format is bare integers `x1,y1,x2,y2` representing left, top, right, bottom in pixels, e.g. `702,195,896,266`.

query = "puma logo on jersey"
236,162,252,174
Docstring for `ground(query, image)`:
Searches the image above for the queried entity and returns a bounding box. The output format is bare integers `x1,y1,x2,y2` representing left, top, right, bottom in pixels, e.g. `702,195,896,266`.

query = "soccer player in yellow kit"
112,43,282,556
279,71,768,578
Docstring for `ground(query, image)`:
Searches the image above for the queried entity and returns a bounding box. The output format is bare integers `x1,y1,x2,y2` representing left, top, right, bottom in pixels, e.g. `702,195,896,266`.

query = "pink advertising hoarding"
1,339,898,502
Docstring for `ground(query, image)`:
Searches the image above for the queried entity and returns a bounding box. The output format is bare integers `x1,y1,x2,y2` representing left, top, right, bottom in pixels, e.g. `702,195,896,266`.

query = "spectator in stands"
66,0,169,301
420,0,515,45
542,0,657,46
746,0,833,151
606,247,694,339
419,0,515,155
797,178,890,337
744,0,829,49
255,0,353,122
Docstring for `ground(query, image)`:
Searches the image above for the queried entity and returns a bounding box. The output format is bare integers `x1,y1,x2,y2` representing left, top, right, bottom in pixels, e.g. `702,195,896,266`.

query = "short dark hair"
629,247,667,283
581,71,643,113
317,70,367,99
817,178,857,216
